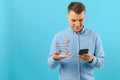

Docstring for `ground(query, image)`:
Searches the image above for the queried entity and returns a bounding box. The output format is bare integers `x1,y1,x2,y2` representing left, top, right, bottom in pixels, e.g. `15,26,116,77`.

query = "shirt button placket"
76,34,81,80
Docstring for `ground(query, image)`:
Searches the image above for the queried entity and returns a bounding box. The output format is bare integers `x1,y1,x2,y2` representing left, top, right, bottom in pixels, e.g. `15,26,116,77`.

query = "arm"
47,35,72,69
47,35,60,69
89,34,105,68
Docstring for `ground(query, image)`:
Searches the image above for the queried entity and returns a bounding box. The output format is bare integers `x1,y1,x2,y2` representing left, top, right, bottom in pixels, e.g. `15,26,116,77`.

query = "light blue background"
0,0,120,80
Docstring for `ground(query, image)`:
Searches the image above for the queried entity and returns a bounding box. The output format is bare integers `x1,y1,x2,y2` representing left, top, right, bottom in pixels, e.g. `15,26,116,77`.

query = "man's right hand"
53,52,72,61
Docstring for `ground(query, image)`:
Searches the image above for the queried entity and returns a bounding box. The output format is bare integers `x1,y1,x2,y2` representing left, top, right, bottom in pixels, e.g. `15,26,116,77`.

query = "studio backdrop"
0,0,120,80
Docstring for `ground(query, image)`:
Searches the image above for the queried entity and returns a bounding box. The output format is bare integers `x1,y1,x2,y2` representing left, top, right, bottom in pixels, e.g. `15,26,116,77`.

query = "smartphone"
79,49,89,55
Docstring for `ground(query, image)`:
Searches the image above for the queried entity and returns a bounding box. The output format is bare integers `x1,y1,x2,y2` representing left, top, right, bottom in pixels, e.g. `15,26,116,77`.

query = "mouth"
76,26,82,29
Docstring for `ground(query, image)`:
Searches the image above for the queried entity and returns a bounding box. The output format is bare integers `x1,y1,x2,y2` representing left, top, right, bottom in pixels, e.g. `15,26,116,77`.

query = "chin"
75,29,81,31
74,30,80,33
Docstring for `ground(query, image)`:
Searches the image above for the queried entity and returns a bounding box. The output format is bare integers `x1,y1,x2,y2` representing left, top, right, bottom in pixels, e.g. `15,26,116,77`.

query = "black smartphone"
79,49,89,55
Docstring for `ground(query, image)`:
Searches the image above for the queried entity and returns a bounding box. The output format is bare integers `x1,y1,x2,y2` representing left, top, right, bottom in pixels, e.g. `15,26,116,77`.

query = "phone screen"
79,49,89,55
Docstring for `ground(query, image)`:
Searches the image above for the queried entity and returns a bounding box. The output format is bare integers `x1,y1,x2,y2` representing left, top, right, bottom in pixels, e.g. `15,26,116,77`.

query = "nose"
75,21,80,26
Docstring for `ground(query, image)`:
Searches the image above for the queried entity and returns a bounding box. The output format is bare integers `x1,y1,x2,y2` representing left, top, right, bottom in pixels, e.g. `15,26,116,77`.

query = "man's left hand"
78,52,94,63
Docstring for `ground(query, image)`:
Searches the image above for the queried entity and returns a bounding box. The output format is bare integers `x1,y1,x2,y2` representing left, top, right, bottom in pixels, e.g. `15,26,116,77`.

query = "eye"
72,19,76,22
79,19,84,22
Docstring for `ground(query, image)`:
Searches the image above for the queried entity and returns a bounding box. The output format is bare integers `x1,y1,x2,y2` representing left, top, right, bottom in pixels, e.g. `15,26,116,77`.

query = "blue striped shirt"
48,27,105,80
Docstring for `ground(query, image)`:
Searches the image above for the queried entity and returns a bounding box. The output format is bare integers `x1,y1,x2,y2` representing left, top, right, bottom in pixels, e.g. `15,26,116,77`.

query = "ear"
67,14,71,20
84,12,86,18
67,15,69,21
67,15,69,19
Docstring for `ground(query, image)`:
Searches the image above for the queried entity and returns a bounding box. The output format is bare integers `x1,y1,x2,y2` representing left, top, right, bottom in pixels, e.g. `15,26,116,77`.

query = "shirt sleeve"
89,33,105,68
47,34,60,69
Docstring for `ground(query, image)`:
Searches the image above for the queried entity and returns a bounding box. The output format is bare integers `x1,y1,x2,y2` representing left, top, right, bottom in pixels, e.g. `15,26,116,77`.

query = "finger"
83,53,91,57
53,51,59,55
78,55,84,58
59,53,72,59
59,55,68,59
66,53,72,56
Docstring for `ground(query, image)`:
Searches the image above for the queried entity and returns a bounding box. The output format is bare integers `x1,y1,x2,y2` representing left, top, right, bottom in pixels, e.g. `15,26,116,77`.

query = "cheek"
70,22,75,26
71,23,75,28
81,21,84,24
79,22,84,26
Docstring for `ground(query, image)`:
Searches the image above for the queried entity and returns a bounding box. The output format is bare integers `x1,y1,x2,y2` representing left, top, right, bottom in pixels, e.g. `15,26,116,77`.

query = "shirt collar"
69,26,86,34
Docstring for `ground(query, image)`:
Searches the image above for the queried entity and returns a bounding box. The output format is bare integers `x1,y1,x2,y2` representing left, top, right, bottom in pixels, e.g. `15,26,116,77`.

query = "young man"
48,2,105,80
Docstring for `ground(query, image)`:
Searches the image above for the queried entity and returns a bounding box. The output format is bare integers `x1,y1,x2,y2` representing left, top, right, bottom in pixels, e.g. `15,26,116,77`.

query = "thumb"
53,51,59,55
66,53,72,56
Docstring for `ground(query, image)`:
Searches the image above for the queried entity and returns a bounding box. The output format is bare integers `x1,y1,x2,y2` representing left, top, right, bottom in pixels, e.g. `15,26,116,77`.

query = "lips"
75,26,81,29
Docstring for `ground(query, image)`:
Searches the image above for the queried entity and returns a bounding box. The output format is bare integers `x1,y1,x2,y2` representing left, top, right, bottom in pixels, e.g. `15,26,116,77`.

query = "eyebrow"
71,18,84,21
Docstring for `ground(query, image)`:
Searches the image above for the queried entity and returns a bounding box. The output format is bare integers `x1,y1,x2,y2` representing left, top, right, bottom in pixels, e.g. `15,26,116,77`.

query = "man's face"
68,10,85,33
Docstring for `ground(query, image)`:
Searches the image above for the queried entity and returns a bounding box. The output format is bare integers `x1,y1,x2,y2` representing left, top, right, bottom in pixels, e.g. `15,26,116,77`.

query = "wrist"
89,57,93,63
53,56,60,61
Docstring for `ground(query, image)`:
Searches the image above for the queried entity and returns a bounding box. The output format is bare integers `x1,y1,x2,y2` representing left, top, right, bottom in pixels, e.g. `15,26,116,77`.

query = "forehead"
68,10,85,19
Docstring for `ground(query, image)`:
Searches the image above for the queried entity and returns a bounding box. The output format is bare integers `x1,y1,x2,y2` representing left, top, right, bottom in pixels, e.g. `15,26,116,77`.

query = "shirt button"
77,36,78,38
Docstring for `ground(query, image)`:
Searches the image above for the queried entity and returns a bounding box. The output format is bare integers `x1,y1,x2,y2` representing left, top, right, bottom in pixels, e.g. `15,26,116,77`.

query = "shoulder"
55,28,69,37
85,28,100,37
53,28,70,42
84,28,102,41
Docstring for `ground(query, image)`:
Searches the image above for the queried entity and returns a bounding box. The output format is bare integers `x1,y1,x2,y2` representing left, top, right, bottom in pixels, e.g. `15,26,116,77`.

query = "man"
48,2,105,80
